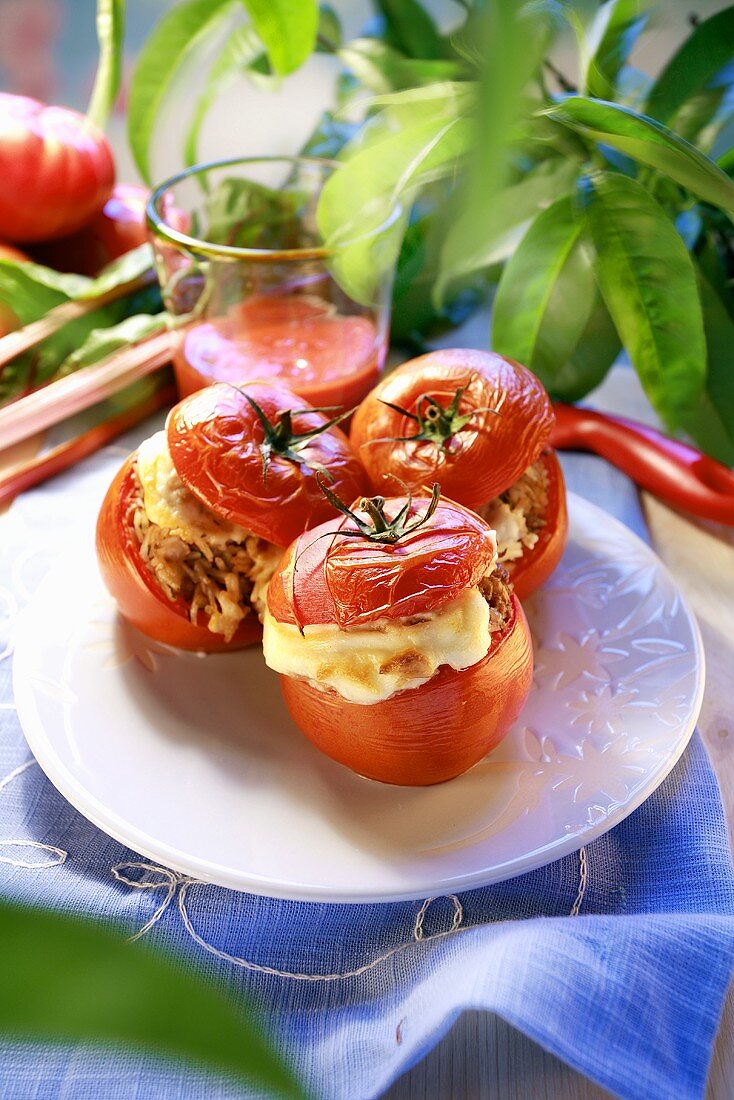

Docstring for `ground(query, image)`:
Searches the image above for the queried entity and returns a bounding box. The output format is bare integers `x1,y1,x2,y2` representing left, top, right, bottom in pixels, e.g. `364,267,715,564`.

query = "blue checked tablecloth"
1,418,733,1100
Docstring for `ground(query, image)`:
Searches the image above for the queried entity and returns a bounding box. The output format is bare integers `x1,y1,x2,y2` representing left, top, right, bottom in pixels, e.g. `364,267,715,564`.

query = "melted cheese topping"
136,431,248,547
262,586,492,704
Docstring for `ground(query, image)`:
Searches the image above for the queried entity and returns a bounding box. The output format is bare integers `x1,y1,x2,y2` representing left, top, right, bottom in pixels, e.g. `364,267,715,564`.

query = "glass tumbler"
147,156,399,409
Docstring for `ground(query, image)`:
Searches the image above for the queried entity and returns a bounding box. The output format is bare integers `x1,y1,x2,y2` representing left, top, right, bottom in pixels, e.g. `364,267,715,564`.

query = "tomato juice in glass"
147,157,397,409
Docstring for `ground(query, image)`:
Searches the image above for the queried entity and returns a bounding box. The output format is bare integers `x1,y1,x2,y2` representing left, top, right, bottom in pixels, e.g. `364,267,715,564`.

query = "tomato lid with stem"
166,381,369,548
351,349,555,510
267,486,498,629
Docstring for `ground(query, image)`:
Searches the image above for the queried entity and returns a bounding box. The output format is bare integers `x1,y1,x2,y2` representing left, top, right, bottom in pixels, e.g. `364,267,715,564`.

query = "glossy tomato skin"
266,492,530,784
504,449,568,601
96,456,261,652
0,241,30,335
0,94,114,243
351,349,554,511
31,183,149,275
167,381,369,549
279,594,533,786
267,496,497,629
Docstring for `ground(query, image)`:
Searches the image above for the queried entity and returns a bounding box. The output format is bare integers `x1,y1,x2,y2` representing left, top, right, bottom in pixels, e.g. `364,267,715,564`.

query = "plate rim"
11,492,706,903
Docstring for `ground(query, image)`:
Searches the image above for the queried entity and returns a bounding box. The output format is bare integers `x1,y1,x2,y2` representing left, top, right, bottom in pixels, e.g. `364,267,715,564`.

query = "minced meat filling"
479,459,548,564
479,566,513,633
131,464,265,642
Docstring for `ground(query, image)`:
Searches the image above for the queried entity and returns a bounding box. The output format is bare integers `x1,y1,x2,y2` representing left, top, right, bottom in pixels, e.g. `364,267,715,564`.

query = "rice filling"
479,565,514,632
131,462,273,642
480,459,548,563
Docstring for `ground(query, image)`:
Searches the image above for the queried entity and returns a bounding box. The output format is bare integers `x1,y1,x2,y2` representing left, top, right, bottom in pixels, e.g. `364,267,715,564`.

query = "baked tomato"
167,380,369,549
265,492,533,785
351,349,554,508
0,94,114,242
96,457,262,652
351,348,566,598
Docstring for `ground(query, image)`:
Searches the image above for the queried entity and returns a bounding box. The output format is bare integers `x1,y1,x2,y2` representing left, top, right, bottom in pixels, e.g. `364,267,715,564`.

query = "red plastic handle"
551,403,734,526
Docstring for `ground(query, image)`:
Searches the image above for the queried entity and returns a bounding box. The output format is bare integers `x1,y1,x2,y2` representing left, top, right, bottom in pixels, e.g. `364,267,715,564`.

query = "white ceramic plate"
13,494,704,903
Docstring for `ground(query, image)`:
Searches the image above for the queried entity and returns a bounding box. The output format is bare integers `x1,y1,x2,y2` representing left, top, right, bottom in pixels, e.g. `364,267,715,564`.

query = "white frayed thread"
0,758,68,869
112,862,190,943
414,895,463,940
113,861,467,982
113,846,587,976
569,847,588,916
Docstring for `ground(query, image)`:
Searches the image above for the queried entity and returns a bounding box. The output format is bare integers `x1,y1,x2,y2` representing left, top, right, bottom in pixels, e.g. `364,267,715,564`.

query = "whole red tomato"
31,183,149,275
266,495,533,785
0,241,30,335
0,94,114,243
351,349,567,599
96,457,262,653
167,381,369,548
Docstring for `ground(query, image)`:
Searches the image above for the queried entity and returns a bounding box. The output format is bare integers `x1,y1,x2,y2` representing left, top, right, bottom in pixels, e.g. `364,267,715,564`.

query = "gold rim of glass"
147,155,402,262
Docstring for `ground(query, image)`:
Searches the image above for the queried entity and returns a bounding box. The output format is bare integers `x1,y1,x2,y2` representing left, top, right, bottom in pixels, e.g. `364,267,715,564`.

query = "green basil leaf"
550,295,621,401
681,268,734,464
391,204,489,344
670,80,734,151
337,39,462,95
241,0,318,75
358,81,475,120
317,96,473,304
0,262,78,318
374,0,443,60
1,900,300,1096
0,298,137,407
645,5,734,127
184,25,263,168
0,250,160,407
695,230,734,320
583,0,649,101
55,313,166,378
492,195,605,397
316,4,341,52
719,147,734,177
87,0,126,129
544,97,734,217
581,171,706,430
434,156,580,295
81,243,155,298
128,0,238,183
0,246,153,312
516,113,591,161
435,1,558,307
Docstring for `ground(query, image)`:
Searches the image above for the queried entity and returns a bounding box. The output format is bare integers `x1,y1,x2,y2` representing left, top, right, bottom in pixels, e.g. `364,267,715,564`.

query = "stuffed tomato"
350,349,568,600
263,489,533,785
96,381,368,651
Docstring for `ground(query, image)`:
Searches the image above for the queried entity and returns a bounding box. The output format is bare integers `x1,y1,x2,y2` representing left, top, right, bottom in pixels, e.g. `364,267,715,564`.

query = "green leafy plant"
0,246,163,406
313,0,734,462
126,0,320,182
124,0,734,462
1,898,302,1095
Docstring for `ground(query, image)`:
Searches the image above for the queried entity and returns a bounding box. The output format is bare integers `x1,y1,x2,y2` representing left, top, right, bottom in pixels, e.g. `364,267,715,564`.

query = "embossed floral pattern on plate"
11,494,704,903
